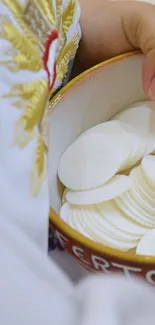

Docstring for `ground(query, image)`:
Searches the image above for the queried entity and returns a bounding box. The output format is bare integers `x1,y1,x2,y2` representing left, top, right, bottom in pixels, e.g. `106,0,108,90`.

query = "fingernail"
148,77,155,100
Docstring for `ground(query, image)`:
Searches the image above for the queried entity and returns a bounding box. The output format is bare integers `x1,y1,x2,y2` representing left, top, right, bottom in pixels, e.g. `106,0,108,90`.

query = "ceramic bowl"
48,52,155,285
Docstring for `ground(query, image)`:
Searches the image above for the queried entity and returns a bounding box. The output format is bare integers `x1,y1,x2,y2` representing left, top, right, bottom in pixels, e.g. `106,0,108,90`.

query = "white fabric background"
50,250,88,282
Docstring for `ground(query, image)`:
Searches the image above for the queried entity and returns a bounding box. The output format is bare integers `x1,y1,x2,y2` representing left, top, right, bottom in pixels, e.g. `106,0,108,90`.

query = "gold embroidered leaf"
12,99,27,109
37,0,56,26
13,121,34,148
2,22,42,72
56,0,62,11
2,0,37,44
31,135,47,196
57,60,68,81
56,22,66,61
22,80,47,130
14,79,48,147
0,53,41,72
57,33,79,64
3,81,40,100
1,2,49,196
62,0,77,34
56,0,62,27
56,33,79,81
14,52,42,72
40,112,50,147
2,0,22,15
15,19,37,46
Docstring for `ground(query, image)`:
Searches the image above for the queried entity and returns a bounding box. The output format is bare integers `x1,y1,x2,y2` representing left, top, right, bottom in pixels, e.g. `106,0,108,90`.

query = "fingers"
121,1,155,99
78,0,134,68
122,2,155,54
142,50,155,99
79,0,155,98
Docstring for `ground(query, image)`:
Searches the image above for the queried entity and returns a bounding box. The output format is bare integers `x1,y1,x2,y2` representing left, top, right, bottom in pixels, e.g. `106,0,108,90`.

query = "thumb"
122,1,155,99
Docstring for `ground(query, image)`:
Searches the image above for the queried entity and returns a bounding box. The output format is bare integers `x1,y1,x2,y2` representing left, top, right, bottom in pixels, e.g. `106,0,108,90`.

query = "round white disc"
136,228,155,256
141,155,155,190
66,175,131,205
115,193,155,228
58,133,124,191
98,200,147,237
62,188,68,204
87,207,138,242
129,185,155,220
112,101,155,154
112,101,155,138
80,120,135,137
79,209,137,251
130,166,155,202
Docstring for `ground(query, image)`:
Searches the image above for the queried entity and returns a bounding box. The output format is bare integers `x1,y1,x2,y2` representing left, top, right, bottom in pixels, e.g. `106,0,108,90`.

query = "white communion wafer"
130,166,155,203
81,120,147,170
59,130,146,191
58,133,125,191
98,200,147,237
115,192,155,228
118,134,146,171
136,228,155,256
60,202,71,223
112,101,155,137
80,120,136,137
87,207,138,242
66,175,132,205
60,203,92,239
78,208,137,251
129,185,155,220
128,167,155,219
113,101,155,154
60,203,121,247
132,179,155,210
60,203,137,250
62,188,68,204
80,205,138,242
141,155,155,190
75,208,93,239
70,208,92,239
74,208,100,241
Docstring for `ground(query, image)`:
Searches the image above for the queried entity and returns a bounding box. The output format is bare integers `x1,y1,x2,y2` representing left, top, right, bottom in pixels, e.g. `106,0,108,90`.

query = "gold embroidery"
2,0,37,44
55,22,66,61
37,0,56,27
62,0,77,34
4,80,44,105
55,0,77,83
0,22,42,72
56,0,62,27
0,0,80,196
13,79,48,196
13,79,48,148
2,0,22,16
56,33,79,80
0,11,48,194
23,0,52,50
31,134,47,196
13,100,27,109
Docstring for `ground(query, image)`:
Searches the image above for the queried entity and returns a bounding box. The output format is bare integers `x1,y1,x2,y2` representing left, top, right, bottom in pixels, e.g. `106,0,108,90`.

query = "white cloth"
0,216,155,325
0,0,81,251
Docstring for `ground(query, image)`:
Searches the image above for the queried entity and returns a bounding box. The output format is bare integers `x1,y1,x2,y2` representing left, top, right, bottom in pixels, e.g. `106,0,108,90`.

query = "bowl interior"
48,53,147,212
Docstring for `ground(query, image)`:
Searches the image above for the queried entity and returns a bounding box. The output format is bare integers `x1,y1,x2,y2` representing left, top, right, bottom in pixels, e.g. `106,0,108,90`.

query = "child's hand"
77,0,155,99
